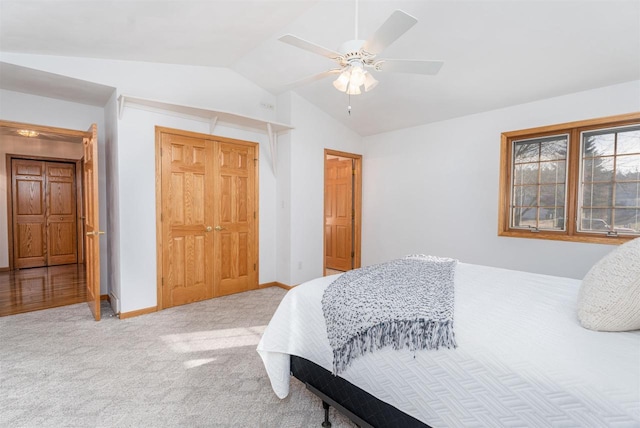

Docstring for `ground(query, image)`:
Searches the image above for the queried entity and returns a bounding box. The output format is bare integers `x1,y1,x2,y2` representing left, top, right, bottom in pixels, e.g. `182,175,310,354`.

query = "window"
510,135,568,232
499,113,640,244
580,126,640,235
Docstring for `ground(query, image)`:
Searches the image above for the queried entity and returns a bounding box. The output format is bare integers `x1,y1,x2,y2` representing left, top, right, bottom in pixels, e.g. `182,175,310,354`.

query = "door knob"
86,231,106,236
214,225,226,231
205,226,213,232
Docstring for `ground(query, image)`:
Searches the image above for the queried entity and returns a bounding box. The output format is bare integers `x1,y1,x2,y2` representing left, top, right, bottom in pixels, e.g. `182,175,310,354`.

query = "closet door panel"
13,160,47,268
46,163,77,265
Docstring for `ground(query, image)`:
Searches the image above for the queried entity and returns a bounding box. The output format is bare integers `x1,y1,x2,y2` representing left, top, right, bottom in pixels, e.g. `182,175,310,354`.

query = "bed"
257,262,640,427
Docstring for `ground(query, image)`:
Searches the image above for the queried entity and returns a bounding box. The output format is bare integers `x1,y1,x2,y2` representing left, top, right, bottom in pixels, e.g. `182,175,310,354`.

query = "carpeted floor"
0,287,355,427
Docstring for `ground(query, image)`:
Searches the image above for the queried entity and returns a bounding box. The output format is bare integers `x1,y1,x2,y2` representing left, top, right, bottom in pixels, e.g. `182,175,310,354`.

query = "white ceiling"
1,0,639,136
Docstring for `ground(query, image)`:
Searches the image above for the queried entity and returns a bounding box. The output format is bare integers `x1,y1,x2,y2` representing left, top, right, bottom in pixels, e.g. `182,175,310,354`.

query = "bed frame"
290,355,431,428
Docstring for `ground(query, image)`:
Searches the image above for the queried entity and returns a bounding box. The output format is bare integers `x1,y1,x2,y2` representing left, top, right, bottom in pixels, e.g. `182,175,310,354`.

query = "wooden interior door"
46,163,77,266
161,132,214,308
12,160,47,269
213,141,258,296
325,156,354,271
83,124,101,321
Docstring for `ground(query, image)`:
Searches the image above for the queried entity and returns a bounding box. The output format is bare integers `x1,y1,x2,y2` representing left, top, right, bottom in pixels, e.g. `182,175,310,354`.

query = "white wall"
104,91,121,312
275,93,293,286
0,90,107,293
362,80,640,279
282,93,364,285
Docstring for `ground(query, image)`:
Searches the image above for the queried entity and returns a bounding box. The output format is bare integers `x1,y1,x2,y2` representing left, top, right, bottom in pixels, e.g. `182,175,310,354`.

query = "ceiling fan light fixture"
334,62,370,95
333,70,351,92
349,63,366,87
345,82,361,95
363,72,378,92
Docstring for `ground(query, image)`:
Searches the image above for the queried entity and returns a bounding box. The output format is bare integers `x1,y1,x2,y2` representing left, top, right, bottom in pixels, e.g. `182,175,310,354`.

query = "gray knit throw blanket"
322,256,458,375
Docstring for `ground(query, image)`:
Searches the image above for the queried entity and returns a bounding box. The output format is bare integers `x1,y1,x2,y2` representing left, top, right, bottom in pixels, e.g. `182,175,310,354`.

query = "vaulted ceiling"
1,0,639,136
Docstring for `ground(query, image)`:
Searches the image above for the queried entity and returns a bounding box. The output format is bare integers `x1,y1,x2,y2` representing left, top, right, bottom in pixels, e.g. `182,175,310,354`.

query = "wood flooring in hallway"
0,264,86,317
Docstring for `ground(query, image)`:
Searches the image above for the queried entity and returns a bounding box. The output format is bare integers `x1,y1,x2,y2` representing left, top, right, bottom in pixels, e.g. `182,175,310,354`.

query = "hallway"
0,264,86,317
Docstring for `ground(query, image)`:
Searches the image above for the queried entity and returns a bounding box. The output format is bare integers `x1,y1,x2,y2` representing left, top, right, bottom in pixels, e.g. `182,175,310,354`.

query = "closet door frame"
6,154,84,270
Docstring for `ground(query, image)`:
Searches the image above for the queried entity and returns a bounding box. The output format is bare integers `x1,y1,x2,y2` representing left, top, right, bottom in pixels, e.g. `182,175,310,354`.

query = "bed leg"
321,401,332,427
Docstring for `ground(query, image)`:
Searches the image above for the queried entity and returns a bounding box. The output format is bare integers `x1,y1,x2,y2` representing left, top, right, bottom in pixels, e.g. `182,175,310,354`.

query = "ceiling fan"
278,1,443,95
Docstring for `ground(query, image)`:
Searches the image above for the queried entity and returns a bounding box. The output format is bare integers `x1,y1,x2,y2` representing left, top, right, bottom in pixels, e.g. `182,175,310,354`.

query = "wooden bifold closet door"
12,159,78,269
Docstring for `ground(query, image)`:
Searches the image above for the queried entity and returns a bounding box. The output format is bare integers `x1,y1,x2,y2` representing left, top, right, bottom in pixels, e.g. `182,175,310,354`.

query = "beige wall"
0,135,84,268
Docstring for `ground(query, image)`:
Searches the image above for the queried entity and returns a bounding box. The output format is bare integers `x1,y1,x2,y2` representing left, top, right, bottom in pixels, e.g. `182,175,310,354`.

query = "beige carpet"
0,287,354,427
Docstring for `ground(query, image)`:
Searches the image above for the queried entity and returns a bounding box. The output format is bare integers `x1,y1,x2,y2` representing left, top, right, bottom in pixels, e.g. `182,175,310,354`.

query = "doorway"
155,127,259,310
1,120,102,320
324,149,362,276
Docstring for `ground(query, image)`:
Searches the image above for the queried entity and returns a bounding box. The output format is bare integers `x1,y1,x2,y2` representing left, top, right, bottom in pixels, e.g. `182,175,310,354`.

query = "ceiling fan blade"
376,59,444,75
278,34,341,60
277,69,341,93
362,10,418,54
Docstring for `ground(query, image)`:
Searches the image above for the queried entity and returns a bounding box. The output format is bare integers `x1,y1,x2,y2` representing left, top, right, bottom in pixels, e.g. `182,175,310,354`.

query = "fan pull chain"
348,93,352,116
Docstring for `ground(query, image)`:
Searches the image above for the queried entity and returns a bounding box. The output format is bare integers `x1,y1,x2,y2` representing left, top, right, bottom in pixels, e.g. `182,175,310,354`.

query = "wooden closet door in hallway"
46,163,78,266
158,129,259,309
12,159,77,269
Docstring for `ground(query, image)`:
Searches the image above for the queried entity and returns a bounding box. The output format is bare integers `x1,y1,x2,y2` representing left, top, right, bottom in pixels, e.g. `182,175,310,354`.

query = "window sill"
498,229,635,245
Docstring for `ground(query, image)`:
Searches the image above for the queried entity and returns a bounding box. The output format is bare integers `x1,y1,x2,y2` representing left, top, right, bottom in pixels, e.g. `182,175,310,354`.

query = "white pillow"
577,237,640,331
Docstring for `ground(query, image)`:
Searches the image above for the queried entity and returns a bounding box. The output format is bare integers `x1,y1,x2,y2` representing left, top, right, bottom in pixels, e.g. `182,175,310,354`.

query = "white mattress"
257,263,640,427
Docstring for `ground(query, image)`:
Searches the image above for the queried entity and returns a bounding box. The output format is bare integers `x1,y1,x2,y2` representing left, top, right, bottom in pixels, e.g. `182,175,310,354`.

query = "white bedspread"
257,263,640,427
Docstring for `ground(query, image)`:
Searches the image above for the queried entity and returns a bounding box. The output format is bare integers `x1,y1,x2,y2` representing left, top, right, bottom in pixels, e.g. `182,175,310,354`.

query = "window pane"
583,134,614,157
513,186,538,207
512,207,537,228
583,157,614,182
583,183,613,207
617,129,640,155
514,163,539,185
613,208,640,233
540,139,567,161
540,184,565,207
615,182,640,207
540,161,565,184
539,207,565,230
514,142,539,163
510,136,568,231
581,208,612,231
616,154,640,181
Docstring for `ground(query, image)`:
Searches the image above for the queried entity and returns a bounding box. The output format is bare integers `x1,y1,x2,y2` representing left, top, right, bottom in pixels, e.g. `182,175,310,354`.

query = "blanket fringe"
332,319,457,375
